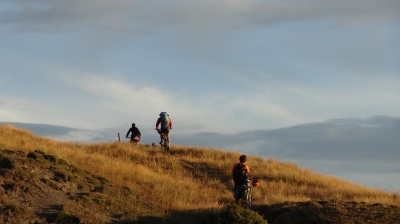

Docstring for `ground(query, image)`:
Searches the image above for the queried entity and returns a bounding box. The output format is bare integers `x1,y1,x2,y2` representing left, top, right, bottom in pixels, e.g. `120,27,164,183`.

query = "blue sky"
1,0,399,134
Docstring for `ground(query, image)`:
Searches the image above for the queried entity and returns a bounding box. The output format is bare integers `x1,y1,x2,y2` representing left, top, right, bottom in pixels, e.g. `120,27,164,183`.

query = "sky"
1,0,399,134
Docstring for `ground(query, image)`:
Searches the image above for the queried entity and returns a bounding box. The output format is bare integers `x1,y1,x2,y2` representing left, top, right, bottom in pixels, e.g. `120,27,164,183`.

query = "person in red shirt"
232,155,250,205
156,112,172,147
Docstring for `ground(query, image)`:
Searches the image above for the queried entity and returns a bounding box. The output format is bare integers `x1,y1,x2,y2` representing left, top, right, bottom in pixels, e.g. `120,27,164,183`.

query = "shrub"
218,204,267,224
53,212,80,224
0,156,14,169
27,151,37,159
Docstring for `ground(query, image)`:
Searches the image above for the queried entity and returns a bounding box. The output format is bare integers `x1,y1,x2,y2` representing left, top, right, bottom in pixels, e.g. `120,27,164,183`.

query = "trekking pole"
118,132,121,142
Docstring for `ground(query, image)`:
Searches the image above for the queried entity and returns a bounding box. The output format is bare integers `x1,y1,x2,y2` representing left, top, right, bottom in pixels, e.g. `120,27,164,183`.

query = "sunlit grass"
1,124,399,218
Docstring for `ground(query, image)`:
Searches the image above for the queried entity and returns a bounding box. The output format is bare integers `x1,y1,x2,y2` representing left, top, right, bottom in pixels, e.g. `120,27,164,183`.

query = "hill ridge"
0,125,399,223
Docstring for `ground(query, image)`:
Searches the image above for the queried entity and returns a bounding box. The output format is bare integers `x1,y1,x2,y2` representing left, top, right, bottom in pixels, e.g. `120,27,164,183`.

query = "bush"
53,212,80,224
218,204,267,224
0,156,14,169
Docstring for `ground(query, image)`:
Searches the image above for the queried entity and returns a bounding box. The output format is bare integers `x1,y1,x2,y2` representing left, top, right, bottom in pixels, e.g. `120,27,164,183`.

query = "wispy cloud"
0,108,22,121
1,0,398,133
2,0,398,33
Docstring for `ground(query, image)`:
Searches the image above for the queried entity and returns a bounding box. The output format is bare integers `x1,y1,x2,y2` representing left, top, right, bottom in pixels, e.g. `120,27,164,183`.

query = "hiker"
232,155,250,205
156,112,172,147
126,123,141,145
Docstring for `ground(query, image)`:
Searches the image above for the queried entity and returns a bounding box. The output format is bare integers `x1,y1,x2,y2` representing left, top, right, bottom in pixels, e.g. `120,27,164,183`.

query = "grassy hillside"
0,124,399,223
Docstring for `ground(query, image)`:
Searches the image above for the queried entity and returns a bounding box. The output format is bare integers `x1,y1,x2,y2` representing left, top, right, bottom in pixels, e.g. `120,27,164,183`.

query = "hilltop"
3,116,400,192
0,125,399,223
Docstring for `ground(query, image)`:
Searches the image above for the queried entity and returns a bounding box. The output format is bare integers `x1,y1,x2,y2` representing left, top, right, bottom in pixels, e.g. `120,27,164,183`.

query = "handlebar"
245,177,260,181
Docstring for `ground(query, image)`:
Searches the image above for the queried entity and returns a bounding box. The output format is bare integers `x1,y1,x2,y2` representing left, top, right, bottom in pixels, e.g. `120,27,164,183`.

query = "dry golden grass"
1,124,399,218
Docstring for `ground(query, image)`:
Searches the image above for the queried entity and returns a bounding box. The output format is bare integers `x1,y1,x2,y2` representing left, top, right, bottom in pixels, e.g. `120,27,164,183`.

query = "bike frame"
156,129,169,151
242,178,259,209
243,180,253,208
126,136,140,145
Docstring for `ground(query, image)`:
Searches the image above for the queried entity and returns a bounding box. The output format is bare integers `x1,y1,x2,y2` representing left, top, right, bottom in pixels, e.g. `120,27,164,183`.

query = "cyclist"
156,112,172,147
125,123,141,145
232,155,250,206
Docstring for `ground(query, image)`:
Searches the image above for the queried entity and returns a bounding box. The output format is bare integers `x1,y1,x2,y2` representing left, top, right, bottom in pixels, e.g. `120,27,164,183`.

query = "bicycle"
156,129,169,151
242,177,260,209
126,135,140,145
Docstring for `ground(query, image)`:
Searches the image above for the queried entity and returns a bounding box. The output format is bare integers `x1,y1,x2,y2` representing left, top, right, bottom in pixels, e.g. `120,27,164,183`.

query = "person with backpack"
232,155,250,205
126,123,141,145
156,112,172,147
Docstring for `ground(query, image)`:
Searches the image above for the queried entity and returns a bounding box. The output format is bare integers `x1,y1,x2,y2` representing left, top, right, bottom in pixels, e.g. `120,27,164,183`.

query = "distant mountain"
0,122,81,136
173,116,398,156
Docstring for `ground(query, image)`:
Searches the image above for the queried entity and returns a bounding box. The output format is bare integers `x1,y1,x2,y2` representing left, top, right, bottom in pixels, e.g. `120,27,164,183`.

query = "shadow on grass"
129,201,400,224
251,201,400,224
131,208,220,224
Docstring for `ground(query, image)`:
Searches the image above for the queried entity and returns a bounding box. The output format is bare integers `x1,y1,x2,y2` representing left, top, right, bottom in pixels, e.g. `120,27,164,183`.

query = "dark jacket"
126,127,141,139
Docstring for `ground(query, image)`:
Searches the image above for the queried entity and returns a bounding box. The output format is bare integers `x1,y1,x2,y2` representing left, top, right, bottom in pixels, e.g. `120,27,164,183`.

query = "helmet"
252,179,259,187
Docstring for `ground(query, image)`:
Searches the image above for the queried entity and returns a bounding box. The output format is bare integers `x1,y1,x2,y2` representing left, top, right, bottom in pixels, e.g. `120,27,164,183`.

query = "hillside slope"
0,149,132,223
0,125,399,223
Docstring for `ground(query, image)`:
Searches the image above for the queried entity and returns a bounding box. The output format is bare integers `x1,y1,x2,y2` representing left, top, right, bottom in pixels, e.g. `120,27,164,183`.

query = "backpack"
233,163,247,184
159,112,169,126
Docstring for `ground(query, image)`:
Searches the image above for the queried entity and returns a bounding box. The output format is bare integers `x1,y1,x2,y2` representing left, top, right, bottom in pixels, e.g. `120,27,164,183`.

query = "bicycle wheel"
244,187,252,209
163,136,169,151
160,134,168,151
164,138,169,151
159,138,163,148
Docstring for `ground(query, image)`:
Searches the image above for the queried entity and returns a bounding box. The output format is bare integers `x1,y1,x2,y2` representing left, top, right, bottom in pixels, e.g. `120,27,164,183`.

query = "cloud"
246,1,400,26
3,0,398,80
0,108,22,121
52,71,302,132
0,97,36,122
52,72,169,123
226,70,400,120
225,94,306,127
0,98,79,128
66,74,169,109
51,72,223,130
1,0,398,133
2,0,398,34
51,67,400,133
